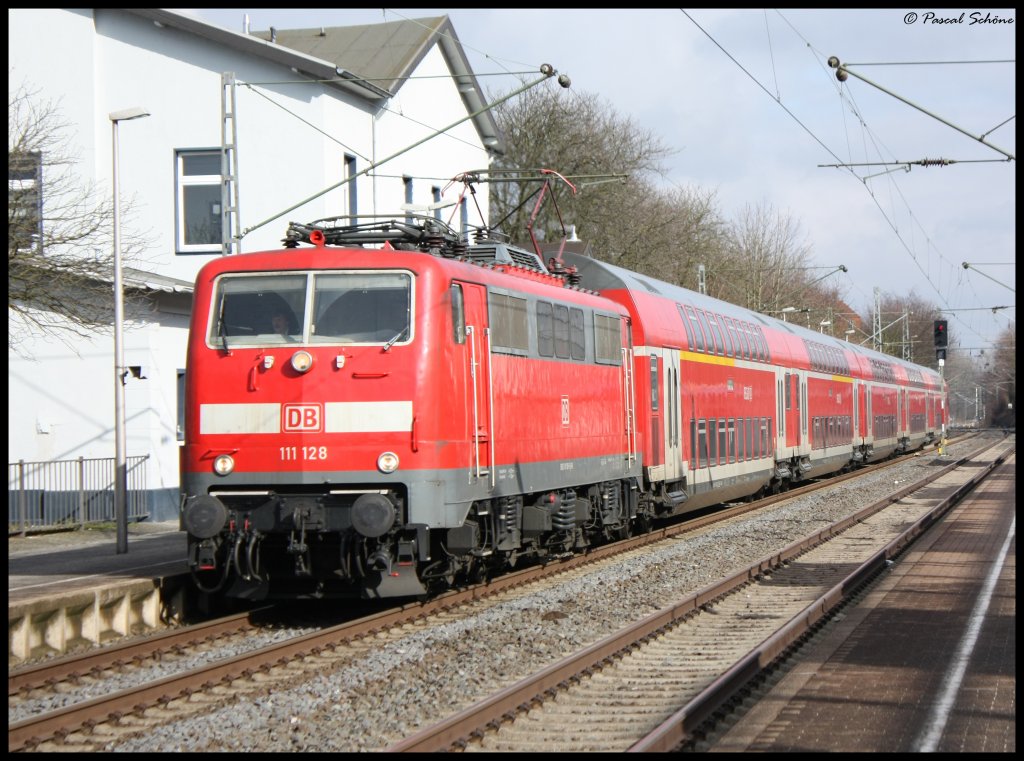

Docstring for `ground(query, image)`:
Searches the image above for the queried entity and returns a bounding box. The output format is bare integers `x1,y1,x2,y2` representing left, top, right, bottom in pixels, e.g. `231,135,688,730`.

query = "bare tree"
714,201,817,312
487,85,673,245
485,84,733,284
865,291,946,364
979,320,1015,427
8,77,150,355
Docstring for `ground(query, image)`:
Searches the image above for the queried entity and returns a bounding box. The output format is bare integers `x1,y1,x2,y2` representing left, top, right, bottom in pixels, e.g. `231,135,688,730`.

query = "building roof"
123,267,194,295
124,9,503,154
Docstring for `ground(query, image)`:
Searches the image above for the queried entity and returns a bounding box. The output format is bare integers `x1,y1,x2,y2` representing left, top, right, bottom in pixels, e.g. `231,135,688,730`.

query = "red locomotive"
181,211,946,601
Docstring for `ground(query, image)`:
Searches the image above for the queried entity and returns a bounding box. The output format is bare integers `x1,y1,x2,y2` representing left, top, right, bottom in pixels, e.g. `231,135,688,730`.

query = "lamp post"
110,107,149,554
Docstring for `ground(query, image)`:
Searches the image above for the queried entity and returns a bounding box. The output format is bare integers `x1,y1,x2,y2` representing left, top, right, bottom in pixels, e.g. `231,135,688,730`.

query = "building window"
175,149,221,254
9,150,42,252
176,369,186,442
345,154,357,216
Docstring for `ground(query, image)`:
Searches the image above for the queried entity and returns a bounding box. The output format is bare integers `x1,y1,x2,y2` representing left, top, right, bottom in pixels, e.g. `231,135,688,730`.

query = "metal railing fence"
8,455,150,535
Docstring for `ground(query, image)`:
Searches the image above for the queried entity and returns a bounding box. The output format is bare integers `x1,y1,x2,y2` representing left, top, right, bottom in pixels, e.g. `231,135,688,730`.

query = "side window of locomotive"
570,308,585,361
489,293,529,354
536,301,554,357
553,304,570,358
209,273,307,347
311,272,412,345
593,314,622,365
450,283,465,344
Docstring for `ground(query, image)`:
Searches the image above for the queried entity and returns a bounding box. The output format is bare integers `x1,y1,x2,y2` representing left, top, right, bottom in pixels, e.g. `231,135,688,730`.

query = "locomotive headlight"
213,454,235,476
377,451,399,473
290,350,314,373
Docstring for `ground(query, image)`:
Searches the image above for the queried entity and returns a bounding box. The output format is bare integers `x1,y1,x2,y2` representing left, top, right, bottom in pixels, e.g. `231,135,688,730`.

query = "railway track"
10,434,1002,752
388,437,1011,752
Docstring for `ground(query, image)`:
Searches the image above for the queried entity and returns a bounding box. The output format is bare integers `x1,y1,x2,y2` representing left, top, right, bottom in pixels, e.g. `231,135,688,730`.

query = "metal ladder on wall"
221,72,241,254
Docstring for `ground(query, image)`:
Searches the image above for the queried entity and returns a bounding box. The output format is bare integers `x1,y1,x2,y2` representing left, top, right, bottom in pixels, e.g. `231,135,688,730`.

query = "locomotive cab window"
450,283,465,344
209,273,307,346
208,271,412,348
311,272,411,346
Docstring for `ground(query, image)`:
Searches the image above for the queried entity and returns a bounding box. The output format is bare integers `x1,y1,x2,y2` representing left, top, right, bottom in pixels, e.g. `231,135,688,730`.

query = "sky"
182,8,1016,358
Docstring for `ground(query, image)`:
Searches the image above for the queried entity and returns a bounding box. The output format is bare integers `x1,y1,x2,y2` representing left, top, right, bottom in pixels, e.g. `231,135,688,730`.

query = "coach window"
750,324,764,362
720,316,736,357
678,305,697,350
696,311,714,355
697,419,708,468
718,419,727,463
450,283,465,344
708,417,718,464
746,417,754,459
684,306,705,352
650,356,659,411
748,323,760,360
706,313,725,355
749,324,762,362
727,419,736,463
735,322,750,359
175,149,221,254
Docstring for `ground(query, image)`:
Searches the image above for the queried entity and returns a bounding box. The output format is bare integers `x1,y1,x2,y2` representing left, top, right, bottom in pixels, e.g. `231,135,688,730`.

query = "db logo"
283,403,322,432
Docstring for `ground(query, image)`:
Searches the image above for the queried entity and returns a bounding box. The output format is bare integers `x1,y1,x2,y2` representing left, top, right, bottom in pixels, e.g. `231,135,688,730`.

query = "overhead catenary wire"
682,9,1013,353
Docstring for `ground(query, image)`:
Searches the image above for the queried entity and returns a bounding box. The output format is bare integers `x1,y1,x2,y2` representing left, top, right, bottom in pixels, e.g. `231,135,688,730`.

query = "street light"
110,106,149,554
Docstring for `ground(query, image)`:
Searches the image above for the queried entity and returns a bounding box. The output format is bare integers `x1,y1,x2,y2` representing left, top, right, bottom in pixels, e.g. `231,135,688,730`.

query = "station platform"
8,521,189,663
710,452,1016,753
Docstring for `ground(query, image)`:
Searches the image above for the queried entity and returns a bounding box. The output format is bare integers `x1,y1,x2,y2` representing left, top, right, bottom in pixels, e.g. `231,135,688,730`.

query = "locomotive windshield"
209,271,412,347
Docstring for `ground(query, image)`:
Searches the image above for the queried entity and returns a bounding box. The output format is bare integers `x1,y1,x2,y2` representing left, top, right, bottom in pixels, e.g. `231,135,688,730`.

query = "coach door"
853,380,861,443
651,346,684,479
783,370,802,450
457,281,493,486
